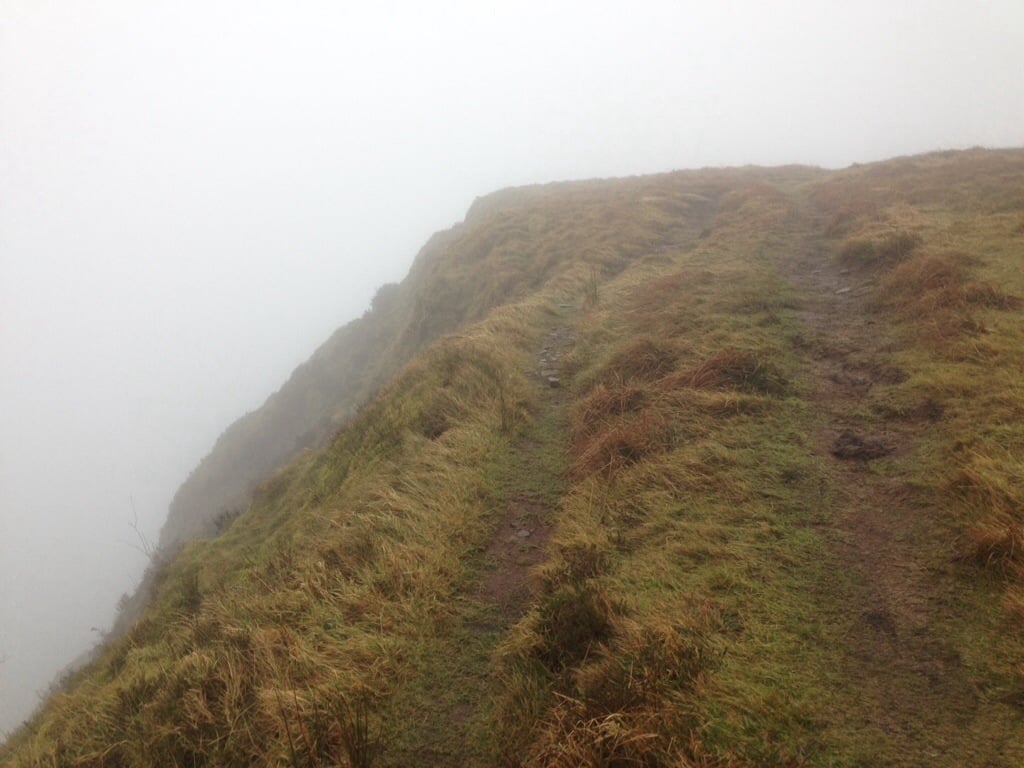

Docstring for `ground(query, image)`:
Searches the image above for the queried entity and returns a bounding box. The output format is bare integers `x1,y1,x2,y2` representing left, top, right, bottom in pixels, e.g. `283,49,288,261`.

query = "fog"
2,0,1022,736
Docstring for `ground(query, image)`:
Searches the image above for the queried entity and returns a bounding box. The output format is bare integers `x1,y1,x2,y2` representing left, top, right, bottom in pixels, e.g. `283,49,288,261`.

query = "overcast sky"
2,0,1022,736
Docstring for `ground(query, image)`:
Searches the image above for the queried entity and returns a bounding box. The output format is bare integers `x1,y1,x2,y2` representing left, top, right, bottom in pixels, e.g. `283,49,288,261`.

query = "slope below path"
780,214,1024,766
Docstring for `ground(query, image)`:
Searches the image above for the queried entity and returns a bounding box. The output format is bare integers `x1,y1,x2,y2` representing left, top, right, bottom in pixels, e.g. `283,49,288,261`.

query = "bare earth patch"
475,499,551,618
471,321,575,624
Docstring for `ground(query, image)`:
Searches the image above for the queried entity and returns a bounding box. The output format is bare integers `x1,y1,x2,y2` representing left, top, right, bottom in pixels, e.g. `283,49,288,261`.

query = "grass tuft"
572,383,648,435
599,337,680,384
876,253,1017,342
961,514,1024,572
681,349,788,396
838,228,922,267
529,585,617,673
952,450,1024,573
523,614,723,768
570,406,673,480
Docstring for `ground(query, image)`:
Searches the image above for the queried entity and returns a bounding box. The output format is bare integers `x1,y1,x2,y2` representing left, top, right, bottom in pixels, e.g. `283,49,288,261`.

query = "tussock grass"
838,228,922,267
599,336,681,384
953,449,1024,573
522,615,723,768
880,252,1022,315
681,349,788,395
570,404,675,479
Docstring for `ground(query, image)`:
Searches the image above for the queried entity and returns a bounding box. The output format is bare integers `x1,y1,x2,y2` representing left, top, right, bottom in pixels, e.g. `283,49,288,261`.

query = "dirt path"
384,316,576,767
471,321,575,623
781,219,1022,765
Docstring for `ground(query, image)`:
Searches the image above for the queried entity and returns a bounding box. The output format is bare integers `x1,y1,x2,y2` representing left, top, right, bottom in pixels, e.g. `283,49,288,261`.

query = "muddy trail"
781,216,1023,765
472,318,576,623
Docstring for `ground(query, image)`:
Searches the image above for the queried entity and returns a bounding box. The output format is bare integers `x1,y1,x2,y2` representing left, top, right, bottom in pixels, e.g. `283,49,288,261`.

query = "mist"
2,0,1022,736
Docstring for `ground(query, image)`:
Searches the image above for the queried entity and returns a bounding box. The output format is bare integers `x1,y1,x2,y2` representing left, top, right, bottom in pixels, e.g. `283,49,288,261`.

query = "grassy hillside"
156,168,756,550
5,150,1024,766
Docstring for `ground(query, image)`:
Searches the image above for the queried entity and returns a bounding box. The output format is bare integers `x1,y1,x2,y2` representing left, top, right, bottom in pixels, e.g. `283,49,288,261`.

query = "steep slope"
4,150,1024,767
157,171,741,550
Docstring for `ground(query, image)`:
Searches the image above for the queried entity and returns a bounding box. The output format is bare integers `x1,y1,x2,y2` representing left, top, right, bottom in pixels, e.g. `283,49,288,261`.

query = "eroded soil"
471,321,576,621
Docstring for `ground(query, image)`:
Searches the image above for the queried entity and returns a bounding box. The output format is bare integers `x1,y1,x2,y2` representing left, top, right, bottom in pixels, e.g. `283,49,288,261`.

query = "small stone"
547,377,561,388
517,529,531,538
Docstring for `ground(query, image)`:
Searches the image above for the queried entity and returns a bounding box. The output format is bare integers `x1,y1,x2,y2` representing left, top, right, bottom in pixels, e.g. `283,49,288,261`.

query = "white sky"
2,0,1022,736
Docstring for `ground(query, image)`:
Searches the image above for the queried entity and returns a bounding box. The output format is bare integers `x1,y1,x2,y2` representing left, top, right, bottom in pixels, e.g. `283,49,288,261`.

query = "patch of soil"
469,320,575,625
475,500,551,617
831,429,893,460
826,363,906,394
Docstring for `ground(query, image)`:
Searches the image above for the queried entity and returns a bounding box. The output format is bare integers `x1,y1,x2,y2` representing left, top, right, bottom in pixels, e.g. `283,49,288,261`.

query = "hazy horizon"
3,0,1023,736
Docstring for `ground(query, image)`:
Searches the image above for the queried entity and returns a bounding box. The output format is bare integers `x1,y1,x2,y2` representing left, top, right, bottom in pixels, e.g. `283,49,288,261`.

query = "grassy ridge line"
155,169,734,552
4,150,1024,766
3,170,722,764
111,170,728,658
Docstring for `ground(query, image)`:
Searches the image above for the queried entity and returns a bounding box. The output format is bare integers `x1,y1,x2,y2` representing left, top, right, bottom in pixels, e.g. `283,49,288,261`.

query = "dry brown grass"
571,405,674,480
678,350,788,396
961,514,1024,572
823,200,882,237
523,614,723,768
876,253,1021,343
812,148,1024,215
838,229,922,267
952,451,1024,574
961,281,1024,311
712,183,796,232
572,383,648,436
599,337,681,385
631,269,715,306
622,269,716,340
